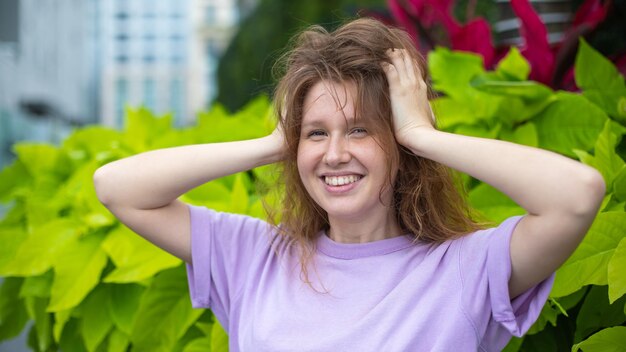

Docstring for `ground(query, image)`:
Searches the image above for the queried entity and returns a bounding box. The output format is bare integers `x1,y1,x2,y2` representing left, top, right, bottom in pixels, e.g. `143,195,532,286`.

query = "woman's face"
297,80,397,222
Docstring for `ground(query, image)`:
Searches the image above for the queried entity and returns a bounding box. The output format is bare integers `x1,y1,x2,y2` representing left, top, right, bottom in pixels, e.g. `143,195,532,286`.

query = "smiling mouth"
323,175,362,186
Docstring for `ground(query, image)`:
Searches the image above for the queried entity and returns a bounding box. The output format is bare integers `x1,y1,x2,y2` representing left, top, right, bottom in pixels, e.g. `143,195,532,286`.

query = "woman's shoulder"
187,203,271,228
455,215,524,245
187,203,280,250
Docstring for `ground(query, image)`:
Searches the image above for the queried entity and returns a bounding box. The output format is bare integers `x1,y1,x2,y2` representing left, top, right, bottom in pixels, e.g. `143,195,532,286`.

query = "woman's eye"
350,127,368,136
307,130,326,138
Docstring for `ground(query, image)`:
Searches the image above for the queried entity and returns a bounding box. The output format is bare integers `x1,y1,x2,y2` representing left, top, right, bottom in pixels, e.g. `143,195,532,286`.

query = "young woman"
94,18,605,351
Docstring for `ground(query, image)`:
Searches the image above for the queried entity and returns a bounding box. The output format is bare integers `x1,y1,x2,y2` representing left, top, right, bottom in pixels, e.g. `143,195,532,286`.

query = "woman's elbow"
571,166,606,216
93,164,116,207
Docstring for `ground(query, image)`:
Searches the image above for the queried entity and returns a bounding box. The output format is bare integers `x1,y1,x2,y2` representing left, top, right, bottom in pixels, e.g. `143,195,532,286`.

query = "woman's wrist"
396,125,437,156
259,133,286,165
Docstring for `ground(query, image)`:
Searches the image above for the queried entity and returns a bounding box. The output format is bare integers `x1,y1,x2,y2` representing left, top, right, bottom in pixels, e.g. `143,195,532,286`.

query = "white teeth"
324,175,361,186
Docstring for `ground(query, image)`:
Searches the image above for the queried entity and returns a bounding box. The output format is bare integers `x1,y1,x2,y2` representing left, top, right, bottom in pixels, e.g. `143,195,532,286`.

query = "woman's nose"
323,136,351,166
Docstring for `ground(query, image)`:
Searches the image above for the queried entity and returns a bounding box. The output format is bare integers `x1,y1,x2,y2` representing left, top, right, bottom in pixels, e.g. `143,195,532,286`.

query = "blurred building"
100,0,255,127
0,0,96,167
0,0,257,169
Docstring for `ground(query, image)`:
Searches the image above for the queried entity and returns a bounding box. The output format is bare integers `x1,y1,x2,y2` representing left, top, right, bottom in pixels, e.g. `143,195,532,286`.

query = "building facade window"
143,78,156,112
115,78,128,127
170,78,184,125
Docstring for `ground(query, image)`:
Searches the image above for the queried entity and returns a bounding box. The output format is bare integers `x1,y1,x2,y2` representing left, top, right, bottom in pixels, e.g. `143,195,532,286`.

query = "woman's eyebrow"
301,116,359,128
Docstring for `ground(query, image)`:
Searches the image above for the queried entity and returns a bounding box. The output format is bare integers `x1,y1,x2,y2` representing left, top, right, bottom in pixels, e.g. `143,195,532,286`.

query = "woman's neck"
326,211,403,243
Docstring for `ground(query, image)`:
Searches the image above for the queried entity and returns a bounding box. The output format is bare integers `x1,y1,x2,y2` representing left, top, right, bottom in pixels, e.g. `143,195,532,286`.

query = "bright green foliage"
130,267,203,352
574,286,626,343
0,96,274,351
101,225,181,283
429,41,626,350
0,40,625,351
552,212,626,297
571,326,626,352
608,238,626,303
576,39,626,123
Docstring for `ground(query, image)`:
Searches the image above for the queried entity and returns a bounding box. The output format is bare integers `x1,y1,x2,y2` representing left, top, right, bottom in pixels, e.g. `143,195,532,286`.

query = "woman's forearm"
94,134,284,210
402,128,605,217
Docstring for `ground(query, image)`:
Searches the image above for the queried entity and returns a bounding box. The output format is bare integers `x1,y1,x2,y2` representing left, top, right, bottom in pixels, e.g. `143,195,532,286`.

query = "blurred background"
1,0,624,172
0,0,386,171
0,0,625,350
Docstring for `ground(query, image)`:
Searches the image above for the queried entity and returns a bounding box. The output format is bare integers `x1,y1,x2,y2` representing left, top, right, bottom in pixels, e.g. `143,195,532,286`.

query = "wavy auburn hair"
270,18,484,280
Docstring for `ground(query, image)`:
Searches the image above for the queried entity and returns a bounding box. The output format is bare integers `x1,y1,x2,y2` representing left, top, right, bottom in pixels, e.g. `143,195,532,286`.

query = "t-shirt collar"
316,231,416,259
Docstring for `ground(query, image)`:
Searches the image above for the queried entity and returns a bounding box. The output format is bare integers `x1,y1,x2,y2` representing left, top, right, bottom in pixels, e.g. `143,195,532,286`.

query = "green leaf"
572,326,626,352
61,126,124,158
0,219,82,277
608,238,626,303
229,173,249,214
585,120,626,186
130,266,203,352
19,270,53,298
613,166,626,202
0,160,30,202
0,226,25,273
182,337,212,352
431,97,479,130
210,320,228,351
194,321,213,336
25,296,52,352
496,96,556,128
534,92,607,158
454,123,501,139
48,232,108,312
58,318,87,352
428,48,503,121
123,107,173,152
81,286,114,352
0,199,26,228
106,329,130,352
429,47,485,100
576,39,626,118
575,285,626,343
471,77,553,102
521,329,559,351
101,225,181,283
13,143,67,178
172,324,205,352
53,309,72,343
183,180,231,203
499,122,539,147
619,97,626,120
527,298,561,335
0,277,28,342
468,183,525,223
558,287,588,311
553,212,626,297
25,195,64,228
106,284,144,335
196,98,271,144
252,163,281,189
56,160,116,228
496,47,530,81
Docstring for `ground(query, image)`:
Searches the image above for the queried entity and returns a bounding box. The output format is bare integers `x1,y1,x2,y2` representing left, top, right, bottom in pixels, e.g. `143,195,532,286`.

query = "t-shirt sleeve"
459,215,554,345
185,204,272,327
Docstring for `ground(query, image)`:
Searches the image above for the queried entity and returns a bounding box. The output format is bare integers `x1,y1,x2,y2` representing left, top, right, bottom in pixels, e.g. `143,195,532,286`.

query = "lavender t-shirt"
185,205,554,351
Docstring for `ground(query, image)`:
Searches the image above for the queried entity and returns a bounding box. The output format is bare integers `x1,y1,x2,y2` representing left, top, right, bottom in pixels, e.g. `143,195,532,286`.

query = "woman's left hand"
381,48,435,146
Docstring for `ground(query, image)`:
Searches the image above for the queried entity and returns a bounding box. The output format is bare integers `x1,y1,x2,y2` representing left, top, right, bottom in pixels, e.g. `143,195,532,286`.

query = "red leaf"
572,0,609,29
510,0,554,84
451,19,495,66
388,0,421,48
